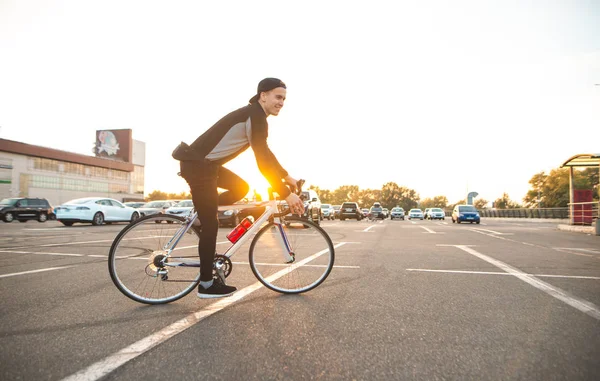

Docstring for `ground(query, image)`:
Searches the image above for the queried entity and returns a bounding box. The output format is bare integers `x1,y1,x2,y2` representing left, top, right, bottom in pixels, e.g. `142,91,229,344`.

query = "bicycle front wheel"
108,214,201,304
249,217,334,294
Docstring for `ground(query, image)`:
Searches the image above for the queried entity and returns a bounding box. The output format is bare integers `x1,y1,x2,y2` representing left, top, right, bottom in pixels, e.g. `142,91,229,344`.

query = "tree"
523,171,548,208
380,182,418,209
309,185,332,204
357,188,381,209
420,195,449,209
331,185,360,205
494,193,521,209
523,168,596,208
474,198,489,209
305,182,420,211
393,186,420,212
146,190,168,201
168,191,191,200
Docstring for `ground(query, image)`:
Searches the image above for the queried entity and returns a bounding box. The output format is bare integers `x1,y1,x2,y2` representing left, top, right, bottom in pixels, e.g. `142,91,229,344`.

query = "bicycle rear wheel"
108,214,201,304
249,217,334,294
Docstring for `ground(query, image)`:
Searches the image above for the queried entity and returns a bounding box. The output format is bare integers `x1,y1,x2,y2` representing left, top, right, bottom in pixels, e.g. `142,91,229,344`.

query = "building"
0,129,145,206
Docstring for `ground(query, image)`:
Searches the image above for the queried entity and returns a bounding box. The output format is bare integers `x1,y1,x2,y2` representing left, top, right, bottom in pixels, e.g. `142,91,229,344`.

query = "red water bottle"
226,217,254,243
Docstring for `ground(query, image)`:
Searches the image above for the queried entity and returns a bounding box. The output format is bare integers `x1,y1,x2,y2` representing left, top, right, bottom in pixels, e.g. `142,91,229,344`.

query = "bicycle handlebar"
292,179,305,197
272,179,306,217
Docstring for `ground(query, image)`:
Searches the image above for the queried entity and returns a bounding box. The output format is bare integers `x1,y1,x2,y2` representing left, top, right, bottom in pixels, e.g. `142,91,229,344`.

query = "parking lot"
1,217,599,380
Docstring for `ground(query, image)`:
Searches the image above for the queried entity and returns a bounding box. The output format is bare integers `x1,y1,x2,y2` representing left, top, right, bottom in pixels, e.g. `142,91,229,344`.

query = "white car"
55,197,140,226
165,200,194,217
428,208,445,220
408,208,424,220
320,204,335,220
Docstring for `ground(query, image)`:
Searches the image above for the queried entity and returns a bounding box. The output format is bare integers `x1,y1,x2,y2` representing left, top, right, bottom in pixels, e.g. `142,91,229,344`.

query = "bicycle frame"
159,199,294,267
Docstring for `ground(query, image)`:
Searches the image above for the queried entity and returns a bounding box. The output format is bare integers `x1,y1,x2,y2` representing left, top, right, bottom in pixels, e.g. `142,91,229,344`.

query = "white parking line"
60,242,348,381
419,226,441,234
25,228,78,231
554,247,600,254
232,261,359,269
362,225,377,232
0,266,74,278
441,244,600,321
406,268,600,280
471,228,512,235
5,236,180,250
0,250,84,257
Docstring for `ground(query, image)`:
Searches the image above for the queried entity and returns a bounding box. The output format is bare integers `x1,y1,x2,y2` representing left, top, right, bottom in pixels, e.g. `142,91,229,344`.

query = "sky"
0,0,599,204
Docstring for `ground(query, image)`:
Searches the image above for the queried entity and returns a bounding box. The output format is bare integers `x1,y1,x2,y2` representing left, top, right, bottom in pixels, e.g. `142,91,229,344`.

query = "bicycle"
108,181,335,305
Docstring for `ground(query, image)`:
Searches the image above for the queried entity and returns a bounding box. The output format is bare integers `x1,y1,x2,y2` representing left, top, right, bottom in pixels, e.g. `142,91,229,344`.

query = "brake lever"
295,179,305,195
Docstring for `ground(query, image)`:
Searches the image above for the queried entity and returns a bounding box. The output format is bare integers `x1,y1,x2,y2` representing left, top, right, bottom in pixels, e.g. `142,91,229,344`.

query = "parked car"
428,208,446,220
164,200,194,217
218,207,241,227
0,197,54,223
55,197,139,226
452,204,481,224
408,208,424,220
333,205,341,219
138,200,178,217
299,189,322,225
321,204,335,220
124,201,146,208
361,208,369,218
368,205,385,220
390,207,405,220
339,202,362,220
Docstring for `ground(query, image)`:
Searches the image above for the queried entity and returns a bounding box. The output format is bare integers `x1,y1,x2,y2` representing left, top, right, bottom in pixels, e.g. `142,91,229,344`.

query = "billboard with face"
95,129,132,162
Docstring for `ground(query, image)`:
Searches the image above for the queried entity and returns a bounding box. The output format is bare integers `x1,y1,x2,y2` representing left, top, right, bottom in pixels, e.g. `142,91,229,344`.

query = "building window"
132,165,144,194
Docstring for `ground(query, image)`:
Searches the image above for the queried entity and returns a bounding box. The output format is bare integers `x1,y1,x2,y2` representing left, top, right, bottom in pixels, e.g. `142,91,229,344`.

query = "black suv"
0,197,54,223
339,202,363,220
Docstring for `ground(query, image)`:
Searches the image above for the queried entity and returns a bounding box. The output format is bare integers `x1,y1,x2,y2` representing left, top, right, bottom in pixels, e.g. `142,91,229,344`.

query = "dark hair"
249,78,286,103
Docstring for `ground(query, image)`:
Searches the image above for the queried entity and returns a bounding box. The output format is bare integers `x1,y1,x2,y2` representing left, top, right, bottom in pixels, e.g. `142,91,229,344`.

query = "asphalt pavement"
0,217,599,380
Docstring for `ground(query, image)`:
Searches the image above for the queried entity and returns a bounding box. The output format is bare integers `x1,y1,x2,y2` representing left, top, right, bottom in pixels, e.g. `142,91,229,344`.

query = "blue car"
452,204,480,224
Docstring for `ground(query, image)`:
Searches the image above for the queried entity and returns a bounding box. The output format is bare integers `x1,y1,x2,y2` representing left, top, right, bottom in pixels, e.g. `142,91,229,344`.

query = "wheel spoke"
108,215,201,304
249,218,334,294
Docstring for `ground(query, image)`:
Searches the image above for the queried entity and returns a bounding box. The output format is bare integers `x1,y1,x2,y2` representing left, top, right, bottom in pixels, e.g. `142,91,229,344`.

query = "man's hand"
284,175,300,190
285,193,304,215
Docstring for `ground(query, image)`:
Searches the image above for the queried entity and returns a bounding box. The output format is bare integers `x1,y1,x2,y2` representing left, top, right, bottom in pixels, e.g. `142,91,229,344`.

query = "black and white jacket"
189,101,290,198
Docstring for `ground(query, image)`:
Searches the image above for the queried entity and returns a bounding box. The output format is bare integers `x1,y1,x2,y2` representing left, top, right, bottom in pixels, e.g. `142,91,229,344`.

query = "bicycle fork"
275,223,294,263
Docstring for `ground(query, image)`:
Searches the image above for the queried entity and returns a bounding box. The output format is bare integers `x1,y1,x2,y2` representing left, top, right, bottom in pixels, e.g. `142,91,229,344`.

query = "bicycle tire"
108,214,201,304
249,217,334,294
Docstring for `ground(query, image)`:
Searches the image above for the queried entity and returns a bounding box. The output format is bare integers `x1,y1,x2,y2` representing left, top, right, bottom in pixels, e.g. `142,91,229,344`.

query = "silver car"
408,208,424,220
390,207,405,220
138,200,177,217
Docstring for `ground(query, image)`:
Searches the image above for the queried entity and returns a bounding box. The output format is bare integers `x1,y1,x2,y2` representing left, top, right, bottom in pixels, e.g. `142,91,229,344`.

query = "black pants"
180,160,249,282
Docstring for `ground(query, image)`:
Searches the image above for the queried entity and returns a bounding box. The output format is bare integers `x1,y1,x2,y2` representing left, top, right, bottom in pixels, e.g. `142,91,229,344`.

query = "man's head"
249,78,287,116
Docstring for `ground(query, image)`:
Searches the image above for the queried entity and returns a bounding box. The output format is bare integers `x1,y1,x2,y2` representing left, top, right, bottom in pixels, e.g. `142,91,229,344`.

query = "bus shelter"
560,153,600,231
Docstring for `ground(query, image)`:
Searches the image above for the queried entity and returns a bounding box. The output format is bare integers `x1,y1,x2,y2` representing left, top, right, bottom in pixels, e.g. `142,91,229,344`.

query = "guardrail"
474,202,599,226
477,208,569,219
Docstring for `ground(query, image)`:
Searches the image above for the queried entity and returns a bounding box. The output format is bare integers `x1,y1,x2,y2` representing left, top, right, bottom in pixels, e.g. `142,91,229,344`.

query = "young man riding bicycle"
173,78,305,298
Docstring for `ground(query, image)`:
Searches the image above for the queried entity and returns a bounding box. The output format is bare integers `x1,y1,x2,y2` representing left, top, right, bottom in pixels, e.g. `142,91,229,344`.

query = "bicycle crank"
213,254,232,283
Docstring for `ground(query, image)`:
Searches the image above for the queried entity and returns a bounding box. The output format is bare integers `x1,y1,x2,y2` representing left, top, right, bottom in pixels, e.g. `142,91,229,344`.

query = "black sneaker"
197,278,237,299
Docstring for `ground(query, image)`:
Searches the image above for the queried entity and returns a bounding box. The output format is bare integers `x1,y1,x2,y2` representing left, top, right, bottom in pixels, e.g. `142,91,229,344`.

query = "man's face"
260,87,286,116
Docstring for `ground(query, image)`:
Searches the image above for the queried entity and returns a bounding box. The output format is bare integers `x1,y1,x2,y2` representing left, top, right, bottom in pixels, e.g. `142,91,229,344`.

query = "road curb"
557,224,597,235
